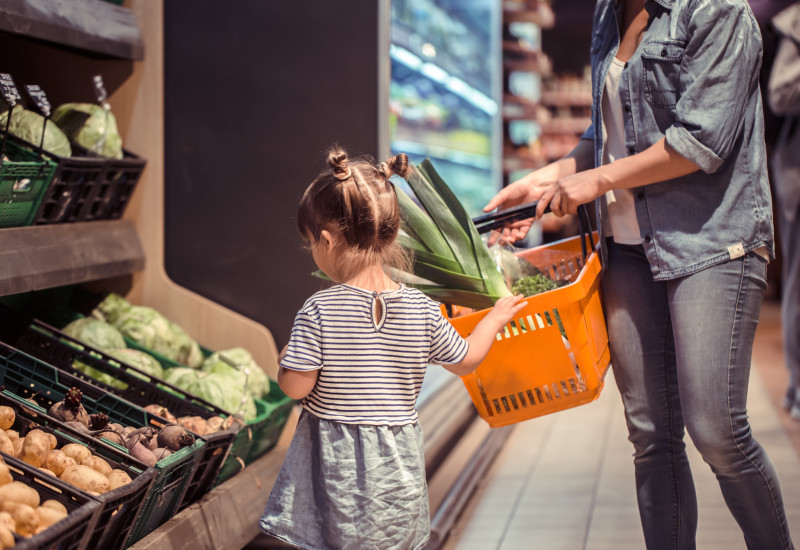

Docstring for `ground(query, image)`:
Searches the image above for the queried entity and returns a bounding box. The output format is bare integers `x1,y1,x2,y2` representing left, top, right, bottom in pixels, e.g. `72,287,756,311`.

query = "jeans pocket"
641,39,686,109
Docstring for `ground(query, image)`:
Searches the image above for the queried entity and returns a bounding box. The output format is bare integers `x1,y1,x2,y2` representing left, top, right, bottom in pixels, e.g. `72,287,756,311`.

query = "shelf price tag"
92,74,111,110
0,73,21,107
24,84,52,117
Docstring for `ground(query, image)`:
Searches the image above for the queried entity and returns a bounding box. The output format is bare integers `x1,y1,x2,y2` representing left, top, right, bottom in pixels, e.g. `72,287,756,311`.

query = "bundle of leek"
392,159,515,310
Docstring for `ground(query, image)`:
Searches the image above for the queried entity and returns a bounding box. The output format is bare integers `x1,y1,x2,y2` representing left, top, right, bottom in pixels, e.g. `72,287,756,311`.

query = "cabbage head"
163,366,200,390
189,372,257,421
0,105,72,157
62,317,125,352
169,322,203,368
92,292,132,325
114,305,174,355
201,347,270,399
107,348,164,381
51,102,123,159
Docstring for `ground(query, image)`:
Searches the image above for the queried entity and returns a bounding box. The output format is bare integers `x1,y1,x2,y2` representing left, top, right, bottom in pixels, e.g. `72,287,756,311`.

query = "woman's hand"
549,168,608,217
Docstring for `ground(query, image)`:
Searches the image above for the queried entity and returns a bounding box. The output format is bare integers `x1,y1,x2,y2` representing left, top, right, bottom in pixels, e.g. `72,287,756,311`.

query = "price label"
92,74,110,108
24,84,51,117
0,73,21,107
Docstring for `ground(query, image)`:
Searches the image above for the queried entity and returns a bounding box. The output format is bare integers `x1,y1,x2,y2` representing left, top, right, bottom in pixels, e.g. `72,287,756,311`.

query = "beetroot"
48,388,89,426
157,425,194,451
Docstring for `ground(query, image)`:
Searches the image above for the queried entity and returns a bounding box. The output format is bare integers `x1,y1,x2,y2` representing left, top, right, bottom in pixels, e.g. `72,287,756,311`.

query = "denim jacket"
583,0,774,280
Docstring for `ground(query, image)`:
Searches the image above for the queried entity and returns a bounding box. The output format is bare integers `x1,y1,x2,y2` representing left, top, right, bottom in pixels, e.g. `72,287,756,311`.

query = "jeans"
776,198,800,413
603,239,794,550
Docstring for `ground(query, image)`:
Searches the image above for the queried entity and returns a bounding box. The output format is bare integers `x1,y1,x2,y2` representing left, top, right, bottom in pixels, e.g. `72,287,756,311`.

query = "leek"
393,159,513,309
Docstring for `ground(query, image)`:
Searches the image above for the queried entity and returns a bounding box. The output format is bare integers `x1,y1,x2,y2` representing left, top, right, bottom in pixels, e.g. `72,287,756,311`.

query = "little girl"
259,147,526,550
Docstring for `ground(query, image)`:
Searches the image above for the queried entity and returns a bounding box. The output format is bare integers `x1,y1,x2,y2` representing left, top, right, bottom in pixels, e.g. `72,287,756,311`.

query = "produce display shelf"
0,342,204,546
1,452,103,550
0,391,156,550
0,306,239,511
0,140,58,228
8,296,294,486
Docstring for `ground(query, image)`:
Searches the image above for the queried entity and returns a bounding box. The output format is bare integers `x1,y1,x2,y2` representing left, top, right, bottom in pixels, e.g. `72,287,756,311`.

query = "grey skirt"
259,408,430,550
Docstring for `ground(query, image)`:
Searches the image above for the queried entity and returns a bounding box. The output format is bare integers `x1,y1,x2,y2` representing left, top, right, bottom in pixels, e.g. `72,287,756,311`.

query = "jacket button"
644,234,652,243
624,104,631,112
661,49,668,57
637,191,644,199
628,146,635,155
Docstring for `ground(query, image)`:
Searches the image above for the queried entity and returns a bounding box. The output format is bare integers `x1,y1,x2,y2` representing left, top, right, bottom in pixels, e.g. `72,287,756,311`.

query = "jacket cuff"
665,125,724,174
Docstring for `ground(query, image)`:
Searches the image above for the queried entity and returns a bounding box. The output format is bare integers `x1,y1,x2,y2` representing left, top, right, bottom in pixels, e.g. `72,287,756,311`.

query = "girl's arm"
278,367,319,400
442,294,528,377
276,343,320,399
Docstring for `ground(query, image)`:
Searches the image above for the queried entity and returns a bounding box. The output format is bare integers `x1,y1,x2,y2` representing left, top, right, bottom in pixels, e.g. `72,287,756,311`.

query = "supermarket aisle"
442,300,800,550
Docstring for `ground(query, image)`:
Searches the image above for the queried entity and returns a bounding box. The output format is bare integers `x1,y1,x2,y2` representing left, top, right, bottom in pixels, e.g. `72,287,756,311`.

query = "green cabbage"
62,317,126,352
91,292,132,325
107,348,164,381
163,366,200,389
113,305,203,367
169,322,204,368
201,347,270,399
51,102,123,159
0,104,72,157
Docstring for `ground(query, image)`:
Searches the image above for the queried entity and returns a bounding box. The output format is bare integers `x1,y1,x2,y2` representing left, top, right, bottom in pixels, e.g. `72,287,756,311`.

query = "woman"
485,0,795,548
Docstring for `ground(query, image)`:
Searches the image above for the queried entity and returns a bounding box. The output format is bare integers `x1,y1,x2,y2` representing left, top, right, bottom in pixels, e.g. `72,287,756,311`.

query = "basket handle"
473,202,595,262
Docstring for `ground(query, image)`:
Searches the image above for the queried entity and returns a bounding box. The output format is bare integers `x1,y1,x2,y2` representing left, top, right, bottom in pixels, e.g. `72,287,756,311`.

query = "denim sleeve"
665,0,762,173
581,122,595,142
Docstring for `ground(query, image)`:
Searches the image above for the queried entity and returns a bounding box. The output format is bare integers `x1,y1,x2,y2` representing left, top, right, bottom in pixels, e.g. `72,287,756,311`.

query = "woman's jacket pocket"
641,40,686,109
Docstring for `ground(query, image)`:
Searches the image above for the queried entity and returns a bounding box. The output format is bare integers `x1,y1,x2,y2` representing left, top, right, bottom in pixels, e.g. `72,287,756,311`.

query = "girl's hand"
484,294,528,330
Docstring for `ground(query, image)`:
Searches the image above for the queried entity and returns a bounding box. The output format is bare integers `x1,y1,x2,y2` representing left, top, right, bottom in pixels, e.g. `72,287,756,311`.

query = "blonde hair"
297,146,412,277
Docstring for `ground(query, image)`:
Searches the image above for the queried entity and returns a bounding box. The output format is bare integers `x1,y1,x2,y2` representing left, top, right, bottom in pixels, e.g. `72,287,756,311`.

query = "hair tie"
334,167,352,181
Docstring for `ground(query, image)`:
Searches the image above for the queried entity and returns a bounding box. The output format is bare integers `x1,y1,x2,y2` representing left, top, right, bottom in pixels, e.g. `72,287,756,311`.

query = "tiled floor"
442,300,800,550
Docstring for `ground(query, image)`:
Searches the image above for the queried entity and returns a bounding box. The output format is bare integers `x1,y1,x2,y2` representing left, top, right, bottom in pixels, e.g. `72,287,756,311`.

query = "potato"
0,511,14,532
0,523,13,547
4,430,19,442
19,430,50,468
44,450,68,477
60,443,91,464
36,505,67,530
0,480,40,507
60,465,111,494
178,416,209,436
0,407,13,431
0,461,11,486
45,433,57,451
40,500,67,515
0,432,13,456
0,501,38,537
107,469,132,490
12,437,23,457
80,455,112,477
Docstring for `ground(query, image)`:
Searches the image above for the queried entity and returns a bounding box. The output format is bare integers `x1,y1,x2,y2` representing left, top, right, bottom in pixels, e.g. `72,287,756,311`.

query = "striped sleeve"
427,307,469,365
280,309,323,372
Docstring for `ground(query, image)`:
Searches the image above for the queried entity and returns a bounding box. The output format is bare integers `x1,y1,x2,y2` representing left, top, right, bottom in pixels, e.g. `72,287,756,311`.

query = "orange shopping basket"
446,204,611,428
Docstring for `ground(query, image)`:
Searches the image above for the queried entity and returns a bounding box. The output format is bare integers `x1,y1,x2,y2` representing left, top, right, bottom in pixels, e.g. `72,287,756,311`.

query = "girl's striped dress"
259,284,469,550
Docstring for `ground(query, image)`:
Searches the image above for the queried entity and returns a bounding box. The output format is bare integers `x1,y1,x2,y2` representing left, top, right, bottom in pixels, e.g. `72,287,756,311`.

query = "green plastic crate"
0,342,205,546
247,380,294,463
0,140,57,227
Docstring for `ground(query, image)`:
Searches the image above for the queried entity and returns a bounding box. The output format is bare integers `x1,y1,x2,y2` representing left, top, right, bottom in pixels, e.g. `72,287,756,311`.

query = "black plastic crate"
0,305,238,510
1,452,102,550
0,341,204,546
0,392,156,550
79,148,145,221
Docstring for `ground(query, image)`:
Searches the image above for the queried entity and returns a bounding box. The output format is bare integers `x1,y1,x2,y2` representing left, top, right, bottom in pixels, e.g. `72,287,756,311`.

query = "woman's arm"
483,138,595,242
547,138,700,216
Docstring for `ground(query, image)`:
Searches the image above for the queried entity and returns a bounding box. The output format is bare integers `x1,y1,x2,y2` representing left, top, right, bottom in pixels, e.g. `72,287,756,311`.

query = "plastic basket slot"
526,389,536,405
517,392,529,407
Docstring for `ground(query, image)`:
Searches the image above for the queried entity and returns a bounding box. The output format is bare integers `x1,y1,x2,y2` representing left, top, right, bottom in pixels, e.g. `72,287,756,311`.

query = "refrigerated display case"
389,0,502,216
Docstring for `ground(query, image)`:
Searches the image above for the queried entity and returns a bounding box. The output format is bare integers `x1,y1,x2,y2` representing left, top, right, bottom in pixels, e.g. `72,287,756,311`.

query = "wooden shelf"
503,0,555,27
0,220,145,297
0,0,144,60
541,90,593,108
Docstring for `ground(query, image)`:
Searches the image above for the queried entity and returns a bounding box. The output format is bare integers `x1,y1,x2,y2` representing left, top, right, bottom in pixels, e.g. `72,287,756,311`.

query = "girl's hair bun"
379,153,409,179
327,148,352,181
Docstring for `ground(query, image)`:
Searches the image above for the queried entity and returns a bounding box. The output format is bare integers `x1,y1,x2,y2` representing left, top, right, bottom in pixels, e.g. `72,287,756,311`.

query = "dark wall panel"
164,1,382,346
